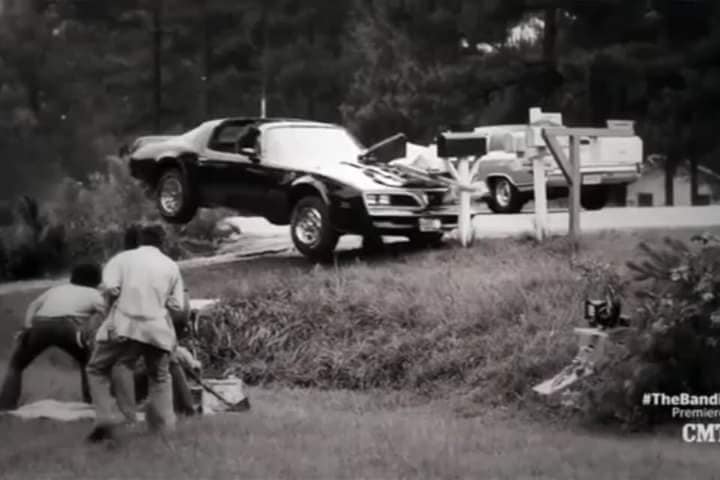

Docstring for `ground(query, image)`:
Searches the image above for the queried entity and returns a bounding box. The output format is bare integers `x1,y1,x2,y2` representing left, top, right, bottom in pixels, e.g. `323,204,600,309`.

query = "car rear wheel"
487,177,524,214
291,196,339,261
581,187,609,211
156,167,198,223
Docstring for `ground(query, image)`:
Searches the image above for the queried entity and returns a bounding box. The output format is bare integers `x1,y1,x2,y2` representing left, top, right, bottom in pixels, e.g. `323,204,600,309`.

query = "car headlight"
365,194,391,206
364,193,421,208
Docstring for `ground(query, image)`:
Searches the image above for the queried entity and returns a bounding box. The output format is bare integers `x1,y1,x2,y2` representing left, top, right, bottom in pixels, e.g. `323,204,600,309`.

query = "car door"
244,126,300,221
200,121,266,214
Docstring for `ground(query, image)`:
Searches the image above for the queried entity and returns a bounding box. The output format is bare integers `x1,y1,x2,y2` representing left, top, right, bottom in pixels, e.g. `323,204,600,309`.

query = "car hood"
310,159,446,191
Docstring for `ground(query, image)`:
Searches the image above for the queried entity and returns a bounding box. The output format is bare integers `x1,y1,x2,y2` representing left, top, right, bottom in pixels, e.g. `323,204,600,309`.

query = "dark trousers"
133,357,197,416
86,339,176,431
0,318,90,410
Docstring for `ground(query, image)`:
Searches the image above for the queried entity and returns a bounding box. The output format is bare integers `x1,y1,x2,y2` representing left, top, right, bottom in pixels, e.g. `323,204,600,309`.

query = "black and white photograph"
1,0,719,478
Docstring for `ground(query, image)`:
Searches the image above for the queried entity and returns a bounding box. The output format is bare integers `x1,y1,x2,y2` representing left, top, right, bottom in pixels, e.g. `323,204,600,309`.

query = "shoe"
85,425,116,444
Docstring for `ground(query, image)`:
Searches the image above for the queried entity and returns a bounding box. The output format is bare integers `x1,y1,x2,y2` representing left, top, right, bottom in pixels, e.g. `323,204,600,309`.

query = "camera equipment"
584,289,630,329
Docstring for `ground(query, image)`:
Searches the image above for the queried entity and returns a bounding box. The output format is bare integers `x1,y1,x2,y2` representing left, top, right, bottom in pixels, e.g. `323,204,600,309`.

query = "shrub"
0,156,230,280
0,196,67,279
575,234,720,429
0,202,12,226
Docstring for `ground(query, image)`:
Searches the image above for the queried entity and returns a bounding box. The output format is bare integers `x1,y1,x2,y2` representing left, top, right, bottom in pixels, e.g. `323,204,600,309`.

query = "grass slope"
1,229,719,479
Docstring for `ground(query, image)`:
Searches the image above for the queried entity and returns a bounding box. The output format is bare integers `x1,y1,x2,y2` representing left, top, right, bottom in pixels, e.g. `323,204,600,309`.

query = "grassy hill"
1,229,719,478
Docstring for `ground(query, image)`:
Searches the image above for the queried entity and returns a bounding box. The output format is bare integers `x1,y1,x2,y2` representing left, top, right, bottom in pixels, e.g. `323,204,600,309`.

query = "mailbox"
436,132,487,158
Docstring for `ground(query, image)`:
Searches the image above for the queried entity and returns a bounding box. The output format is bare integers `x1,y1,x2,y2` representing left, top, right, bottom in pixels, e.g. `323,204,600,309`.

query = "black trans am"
127,118,474,260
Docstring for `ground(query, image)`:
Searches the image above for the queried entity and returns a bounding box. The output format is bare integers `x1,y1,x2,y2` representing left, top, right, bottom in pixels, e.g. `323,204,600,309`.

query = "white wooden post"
527,107,562,243
568,135,581,251
540,122,638,250
532,156,548,241
457,156,473,246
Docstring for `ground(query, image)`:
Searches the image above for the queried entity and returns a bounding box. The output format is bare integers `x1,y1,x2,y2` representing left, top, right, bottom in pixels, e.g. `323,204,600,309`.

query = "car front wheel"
156,167,198,223
290,196,339,261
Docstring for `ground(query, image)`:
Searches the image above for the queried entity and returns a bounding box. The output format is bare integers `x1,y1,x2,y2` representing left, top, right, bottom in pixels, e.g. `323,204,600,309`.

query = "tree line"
0,0,718,203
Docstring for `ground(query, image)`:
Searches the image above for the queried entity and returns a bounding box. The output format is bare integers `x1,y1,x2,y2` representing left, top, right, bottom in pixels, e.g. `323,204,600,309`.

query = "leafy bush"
0,156,229,281
575,234,720,429
0,196,67,279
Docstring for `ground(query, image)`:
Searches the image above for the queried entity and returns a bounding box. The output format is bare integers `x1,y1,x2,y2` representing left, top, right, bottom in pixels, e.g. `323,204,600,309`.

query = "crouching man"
0,264,106,411
86,224,186,443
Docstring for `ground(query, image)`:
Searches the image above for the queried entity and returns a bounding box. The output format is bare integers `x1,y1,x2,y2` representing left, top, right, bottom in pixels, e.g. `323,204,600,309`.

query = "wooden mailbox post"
526,107,637,249
392,132,488,247
436,132,488,247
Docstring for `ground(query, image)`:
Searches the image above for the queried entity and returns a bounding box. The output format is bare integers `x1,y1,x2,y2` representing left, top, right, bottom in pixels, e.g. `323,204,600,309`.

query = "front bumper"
367,205,480,235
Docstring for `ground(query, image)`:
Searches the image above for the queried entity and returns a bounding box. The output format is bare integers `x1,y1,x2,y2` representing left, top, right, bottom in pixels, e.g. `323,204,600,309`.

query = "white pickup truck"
471,124,643,213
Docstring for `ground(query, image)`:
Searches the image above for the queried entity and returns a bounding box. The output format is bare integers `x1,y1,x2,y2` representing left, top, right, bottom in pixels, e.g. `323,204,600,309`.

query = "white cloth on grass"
1,378,248,421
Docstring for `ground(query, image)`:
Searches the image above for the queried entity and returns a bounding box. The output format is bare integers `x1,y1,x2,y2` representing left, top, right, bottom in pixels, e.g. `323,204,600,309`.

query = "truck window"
488,132,513,152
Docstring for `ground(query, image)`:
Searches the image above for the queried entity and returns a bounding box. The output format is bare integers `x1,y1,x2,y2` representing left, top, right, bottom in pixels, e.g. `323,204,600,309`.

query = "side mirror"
240,147,259,162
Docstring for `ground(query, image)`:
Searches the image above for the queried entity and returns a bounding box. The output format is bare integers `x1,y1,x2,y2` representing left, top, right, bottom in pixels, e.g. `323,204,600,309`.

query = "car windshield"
262,125,363,168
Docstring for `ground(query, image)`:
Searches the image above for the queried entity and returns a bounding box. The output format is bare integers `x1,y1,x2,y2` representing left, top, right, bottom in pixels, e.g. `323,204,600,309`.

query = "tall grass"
194,238,615,404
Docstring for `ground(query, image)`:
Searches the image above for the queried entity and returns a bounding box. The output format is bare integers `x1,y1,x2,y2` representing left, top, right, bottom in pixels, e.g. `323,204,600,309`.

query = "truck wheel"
487,177,524,214
156,167,198,223
291,196,339,261
581,187,609,211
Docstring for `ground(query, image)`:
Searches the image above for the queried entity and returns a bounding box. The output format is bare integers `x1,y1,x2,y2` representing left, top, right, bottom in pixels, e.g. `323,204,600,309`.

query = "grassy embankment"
1,229,719,479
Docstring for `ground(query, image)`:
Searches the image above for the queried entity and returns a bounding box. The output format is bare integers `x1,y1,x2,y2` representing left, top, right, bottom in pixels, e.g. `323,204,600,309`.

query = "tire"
581,187,609,211
487,177,524,214
408,232,445,248
290,196,339,261
155,167,198,224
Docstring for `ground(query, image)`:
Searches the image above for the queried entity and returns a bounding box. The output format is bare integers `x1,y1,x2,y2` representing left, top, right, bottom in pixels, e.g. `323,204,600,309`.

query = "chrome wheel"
159,176,184,215
494,179,512,208
293,207,323,247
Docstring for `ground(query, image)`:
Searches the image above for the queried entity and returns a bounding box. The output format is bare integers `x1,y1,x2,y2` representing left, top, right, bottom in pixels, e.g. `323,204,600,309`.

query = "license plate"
583,174,603,185
419,218,442,232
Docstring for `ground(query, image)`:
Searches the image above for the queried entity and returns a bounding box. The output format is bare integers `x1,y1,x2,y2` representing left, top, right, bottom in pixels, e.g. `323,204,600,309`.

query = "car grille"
425,191,446,207
391,195,420,207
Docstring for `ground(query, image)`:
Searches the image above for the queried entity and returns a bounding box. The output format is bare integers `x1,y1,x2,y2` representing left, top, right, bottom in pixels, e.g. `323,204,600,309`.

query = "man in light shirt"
0,263,106,410
86,224,186,442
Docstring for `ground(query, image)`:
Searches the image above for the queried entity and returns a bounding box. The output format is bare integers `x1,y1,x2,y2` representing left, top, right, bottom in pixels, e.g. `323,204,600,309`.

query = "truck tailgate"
582,136,643,166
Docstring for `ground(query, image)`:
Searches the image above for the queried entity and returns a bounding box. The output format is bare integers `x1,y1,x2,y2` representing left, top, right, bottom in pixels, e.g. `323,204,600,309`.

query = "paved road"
473,205,720,238
2,206,719,296
227,205,720,239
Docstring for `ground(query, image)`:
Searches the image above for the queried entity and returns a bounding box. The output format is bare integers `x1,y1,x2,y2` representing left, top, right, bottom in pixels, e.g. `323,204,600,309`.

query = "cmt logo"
682,424,720,443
